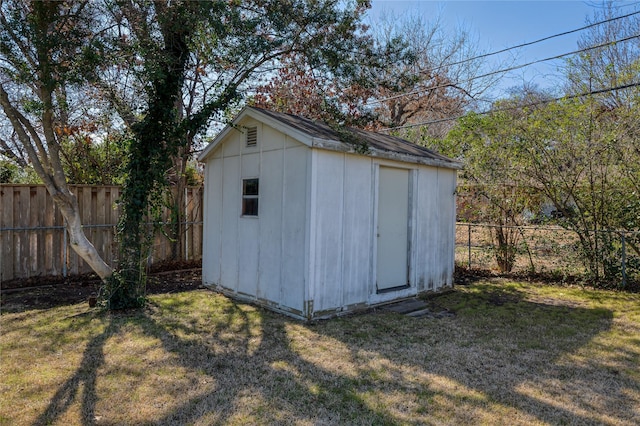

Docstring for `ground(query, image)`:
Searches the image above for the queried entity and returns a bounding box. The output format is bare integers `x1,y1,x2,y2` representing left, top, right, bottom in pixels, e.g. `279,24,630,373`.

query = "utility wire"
419,9,640,75
368,32,640,106
379,81,640,132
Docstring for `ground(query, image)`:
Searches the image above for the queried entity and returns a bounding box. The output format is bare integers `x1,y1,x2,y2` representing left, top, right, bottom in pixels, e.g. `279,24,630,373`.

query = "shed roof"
198,107,462,170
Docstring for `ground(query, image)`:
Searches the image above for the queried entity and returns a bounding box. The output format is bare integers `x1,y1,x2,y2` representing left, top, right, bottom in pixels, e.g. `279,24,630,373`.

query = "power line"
369,32,640,106
378,81,640,132
421,9,640,75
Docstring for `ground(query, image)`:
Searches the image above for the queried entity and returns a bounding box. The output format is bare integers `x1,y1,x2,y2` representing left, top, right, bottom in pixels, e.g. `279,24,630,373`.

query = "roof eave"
311,137,463,170
197,125,233,162
198,107,314,162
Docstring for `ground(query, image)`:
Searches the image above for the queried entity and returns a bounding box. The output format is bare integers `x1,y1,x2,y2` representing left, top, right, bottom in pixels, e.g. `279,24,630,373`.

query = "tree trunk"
0,85,113,282
51,188,113,280
170,143,191,261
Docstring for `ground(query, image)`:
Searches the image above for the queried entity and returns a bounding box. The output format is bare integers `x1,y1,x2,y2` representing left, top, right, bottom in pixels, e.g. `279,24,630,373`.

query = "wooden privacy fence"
0,184,203,282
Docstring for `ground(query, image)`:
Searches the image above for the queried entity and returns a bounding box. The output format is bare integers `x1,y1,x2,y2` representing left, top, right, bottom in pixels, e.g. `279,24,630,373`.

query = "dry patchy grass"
1,281,639,425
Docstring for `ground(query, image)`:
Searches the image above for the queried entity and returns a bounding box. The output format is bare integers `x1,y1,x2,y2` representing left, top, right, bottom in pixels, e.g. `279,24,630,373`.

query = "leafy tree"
1,0,396,308
438,108,540,273
437,2,640,282
519,96,639,283
252,10,496,137
0,159,17,182
547,2,640,283
445,83,639,282
57,125,129,185
0,0,113,279
90,0,397,308
251,53,382,128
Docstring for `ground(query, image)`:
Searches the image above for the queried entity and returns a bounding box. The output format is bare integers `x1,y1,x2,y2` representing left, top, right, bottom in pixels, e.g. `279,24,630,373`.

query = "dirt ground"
2,264,636,314
1,265,203,313
2,264,476,313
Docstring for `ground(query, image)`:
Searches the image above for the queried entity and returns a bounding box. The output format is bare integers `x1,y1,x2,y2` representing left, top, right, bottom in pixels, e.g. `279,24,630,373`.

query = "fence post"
468,223,472,269
62,221,68,278
621,233,627,288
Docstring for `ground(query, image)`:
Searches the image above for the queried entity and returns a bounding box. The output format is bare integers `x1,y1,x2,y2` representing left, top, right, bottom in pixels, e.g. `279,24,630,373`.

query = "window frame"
241,178,259,217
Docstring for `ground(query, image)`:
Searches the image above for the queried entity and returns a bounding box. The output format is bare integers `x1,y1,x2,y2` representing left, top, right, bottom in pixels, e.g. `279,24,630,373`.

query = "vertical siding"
257,149,282,302
238,151,260,296
310,151,345,311
202,158,224,286
206,119,308,314
437,169,457,286
416,167,439,291
414,167,457,291
237,217,259,296
237,123,261,297
341,155,374,306
408,170,419,291
220,155,240,291
280,145,307,312
306,150,319,315
308,154,386,313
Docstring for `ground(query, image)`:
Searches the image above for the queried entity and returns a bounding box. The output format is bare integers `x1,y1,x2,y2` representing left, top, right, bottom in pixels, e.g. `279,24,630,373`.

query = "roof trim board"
198,107,463,170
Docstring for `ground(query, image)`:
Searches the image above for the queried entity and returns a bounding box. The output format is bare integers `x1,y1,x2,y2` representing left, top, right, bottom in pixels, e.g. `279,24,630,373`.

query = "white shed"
198,107,462,320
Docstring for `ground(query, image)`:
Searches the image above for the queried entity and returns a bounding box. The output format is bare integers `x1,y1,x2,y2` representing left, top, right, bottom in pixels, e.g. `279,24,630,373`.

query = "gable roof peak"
199,106,462,170
247,107,461,169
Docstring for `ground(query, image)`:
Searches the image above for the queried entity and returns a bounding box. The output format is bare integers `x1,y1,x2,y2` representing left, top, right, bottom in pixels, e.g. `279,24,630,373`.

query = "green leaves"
445,79,640,283
99,0,387,306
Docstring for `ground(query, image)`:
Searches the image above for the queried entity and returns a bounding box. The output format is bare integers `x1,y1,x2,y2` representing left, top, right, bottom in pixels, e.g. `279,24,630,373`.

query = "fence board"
0,184,203,282
96,187,105,264
17,186,29,278
1,186,14,281
189,186,203,260
30,187,41,275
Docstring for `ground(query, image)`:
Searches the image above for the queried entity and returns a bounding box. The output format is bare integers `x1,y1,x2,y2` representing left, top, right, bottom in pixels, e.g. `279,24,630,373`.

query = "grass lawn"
1,279,638,425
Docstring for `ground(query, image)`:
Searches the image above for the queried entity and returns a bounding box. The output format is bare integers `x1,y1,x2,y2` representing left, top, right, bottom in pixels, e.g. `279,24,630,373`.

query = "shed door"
376,166,410,292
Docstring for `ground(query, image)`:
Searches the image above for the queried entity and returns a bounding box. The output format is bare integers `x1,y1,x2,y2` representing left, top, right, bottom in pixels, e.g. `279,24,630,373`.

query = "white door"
376,166,410,292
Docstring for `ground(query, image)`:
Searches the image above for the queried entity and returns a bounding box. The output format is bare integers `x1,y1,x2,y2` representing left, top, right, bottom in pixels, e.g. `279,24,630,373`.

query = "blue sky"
369,1,638,99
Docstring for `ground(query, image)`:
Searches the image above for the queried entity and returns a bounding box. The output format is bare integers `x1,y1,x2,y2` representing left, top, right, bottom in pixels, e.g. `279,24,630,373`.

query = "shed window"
246,126,257,147
242,178,259,216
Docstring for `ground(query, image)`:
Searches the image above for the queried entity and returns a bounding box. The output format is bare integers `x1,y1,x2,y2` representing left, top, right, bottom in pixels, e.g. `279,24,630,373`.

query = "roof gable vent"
246,126,257,147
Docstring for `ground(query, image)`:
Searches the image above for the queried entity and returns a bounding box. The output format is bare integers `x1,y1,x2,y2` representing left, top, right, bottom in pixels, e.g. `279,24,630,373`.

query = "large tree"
540,2,640,282
2,0,394,308
101,0,390,308
372,12,494,136
442,81,640,282
431,2,640,283
251,53,383,128
0,0,113,279
434,97,544,273
252,10,495,136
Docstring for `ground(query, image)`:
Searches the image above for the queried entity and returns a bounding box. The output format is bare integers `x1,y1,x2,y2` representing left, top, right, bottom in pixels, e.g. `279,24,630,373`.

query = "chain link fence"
455,222,639,288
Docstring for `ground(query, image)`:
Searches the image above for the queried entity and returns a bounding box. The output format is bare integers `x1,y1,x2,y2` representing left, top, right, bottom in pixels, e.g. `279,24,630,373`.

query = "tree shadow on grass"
136,298,401,425
32,286,632,425
34,294,400,424
131,289,627,424
316,286,632,425
32,312,121,426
